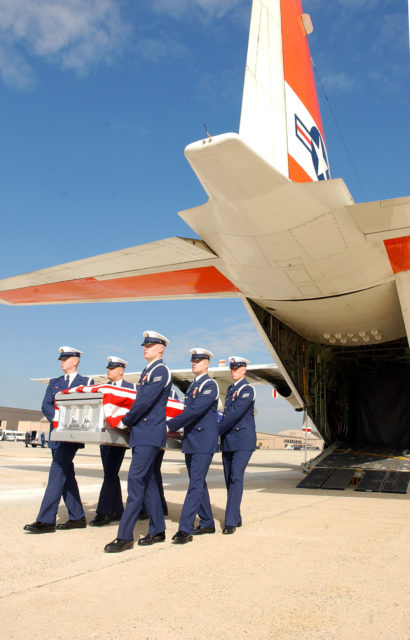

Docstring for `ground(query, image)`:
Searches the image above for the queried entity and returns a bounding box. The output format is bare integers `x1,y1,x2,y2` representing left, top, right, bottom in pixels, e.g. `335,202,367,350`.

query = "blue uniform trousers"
117,445,165,540
179,453,214,534
222,450,253,527
97,445,126,515
37,443,84,524
142,449,168,516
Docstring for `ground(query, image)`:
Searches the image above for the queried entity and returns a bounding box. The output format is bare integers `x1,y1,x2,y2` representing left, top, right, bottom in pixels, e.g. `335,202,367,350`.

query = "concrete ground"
0,440,409,640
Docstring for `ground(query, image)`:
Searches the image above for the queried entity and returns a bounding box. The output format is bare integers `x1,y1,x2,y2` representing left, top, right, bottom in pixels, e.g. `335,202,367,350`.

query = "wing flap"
0,237,240,305
347,196,410,240
1,237,214,288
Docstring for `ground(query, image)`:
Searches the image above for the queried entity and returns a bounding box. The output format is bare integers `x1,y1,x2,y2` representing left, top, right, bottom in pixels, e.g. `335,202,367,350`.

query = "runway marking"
0,544,171,601
0,484,104,502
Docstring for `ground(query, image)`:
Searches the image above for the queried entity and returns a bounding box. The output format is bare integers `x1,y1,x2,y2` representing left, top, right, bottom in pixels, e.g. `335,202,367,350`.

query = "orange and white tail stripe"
240,0,330,183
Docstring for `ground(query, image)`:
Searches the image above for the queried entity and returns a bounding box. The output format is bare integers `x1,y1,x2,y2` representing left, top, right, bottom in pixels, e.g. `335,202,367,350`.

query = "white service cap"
190,347,214,361
107,356,128,369
58,346,82,359
141,331,169,346
228,356,250,368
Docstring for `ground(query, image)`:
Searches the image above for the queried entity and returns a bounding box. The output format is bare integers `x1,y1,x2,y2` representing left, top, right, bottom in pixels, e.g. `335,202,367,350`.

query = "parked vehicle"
2,430,25,441
29,430,48,447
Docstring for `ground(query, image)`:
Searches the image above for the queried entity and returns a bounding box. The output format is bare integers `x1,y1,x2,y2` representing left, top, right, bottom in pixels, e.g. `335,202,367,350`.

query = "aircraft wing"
346,195,410,242
346,196,410,276
166,363,299,408
32,363,301,410
0,236,239,305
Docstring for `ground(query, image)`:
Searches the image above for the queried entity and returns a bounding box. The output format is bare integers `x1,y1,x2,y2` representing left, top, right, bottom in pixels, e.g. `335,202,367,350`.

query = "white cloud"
0,34,34,88
135,33,189,63
165,320,273,367
321,71,356,93
0,0,130,87
0,0,250,87
150,0,245,20
337,0,380,8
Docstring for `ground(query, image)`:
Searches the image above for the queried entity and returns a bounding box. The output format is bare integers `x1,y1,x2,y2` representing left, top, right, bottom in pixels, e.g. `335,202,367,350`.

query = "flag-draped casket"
51,384,184,447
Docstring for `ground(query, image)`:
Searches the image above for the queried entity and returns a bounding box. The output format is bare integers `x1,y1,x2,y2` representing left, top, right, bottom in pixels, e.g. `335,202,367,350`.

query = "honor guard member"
219,357,256,534
104,331,171,553
90,357,134,527
167,348,219,544
24,346,94,533
139,387,177,520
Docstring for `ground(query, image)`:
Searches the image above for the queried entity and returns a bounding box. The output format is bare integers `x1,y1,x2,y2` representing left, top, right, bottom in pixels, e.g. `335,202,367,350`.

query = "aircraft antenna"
311,57,368,202
203,123,212,139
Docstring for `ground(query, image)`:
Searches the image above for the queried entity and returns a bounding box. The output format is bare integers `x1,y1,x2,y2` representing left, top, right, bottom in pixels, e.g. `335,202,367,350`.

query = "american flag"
53,384,183,430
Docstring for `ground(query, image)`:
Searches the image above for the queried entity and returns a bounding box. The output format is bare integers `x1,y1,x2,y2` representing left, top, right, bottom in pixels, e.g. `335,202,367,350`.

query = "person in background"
89,356,134,527
218,356,256,534
24,346,93,534
167,348,219,544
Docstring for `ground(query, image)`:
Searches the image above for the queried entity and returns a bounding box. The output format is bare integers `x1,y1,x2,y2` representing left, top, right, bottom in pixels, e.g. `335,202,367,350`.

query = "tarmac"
1,440,410,640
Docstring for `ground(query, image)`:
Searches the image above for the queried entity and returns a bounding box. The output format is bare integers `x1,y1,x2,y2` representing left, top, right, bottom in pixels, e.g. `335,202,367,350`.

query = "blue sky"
0,0,409,432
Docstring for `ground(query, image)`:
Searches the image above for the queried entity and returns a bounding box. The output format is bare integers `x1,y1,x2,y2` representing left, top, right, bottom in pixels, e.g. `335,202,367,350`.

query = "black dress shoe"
172,530,193,544
138,532,166,546
89,513,111,527
23,521,56,533
193,525,216,535
57,516,87,530
109,512,123,522
104,538,134,553
222,526,236,534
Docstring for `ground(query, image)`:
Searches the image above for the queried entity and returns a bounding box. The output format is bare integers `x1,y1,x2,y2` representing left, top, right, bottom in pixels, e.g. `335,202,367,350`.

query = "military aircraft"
1,0,409,449
33,362,300,410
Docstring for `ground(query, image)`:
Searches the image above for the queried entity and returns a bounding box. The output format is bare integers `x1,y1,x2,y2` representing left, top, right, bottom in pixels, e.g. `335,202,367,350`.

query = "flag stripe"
53,384,183,429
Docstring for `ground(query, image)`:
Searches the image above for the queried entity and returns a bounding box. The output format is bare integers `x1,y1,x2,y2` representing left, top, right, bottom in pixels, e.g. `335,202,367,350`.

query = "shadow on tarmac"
79,501,228,530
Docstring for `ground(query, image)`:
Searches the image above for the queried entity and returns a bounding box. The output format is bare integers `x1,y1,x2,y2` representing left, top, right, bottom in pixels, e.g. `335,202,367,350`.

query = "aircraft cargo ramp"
299,443,410,493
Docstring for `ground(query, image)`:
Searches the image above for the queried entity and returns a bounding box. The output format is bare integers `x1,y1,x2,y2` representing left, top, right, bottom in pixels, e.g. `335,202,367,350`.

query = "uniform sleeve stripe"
147,363,171,387
199,378,219,400
237,384,256,400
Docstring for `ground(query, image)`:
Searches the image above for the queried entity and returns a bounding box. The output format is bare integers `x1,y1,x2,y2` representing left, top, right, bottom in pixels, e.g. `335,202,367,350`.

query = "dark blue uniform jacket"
167,374,219,454
219,378,256,452
114,379,135,390
121,359,171,448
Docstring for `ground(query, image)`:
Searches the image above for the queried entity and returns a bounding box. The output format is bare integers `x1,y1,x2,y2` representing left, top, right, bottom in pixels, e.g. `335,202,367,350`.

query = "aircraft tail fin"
239,0,331,183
